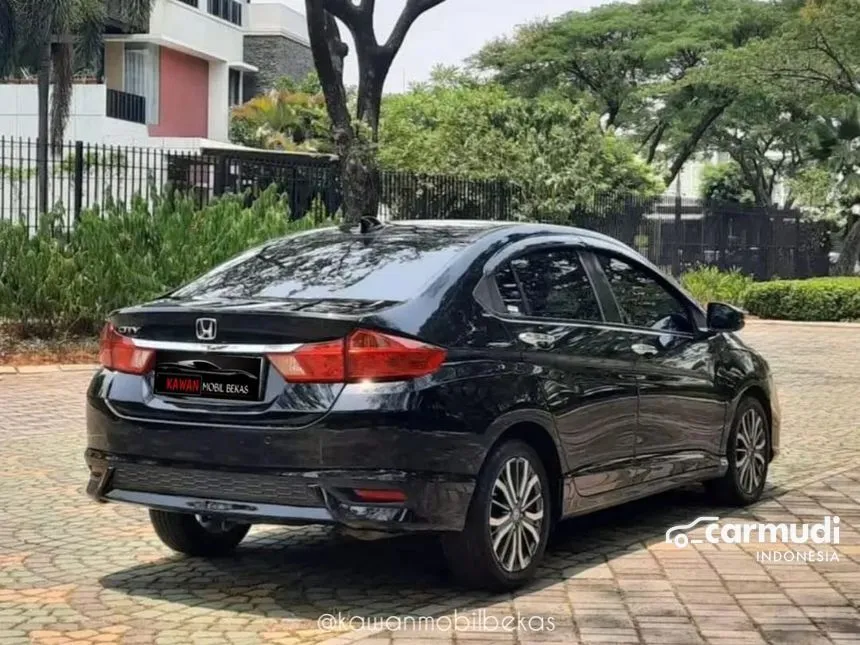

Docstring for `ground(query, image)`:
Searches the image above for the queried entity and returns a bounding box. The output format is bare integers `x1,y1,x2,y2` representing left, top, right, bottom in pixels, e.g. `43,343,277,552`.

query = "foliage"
59,150,127,173
0,165,36,181
681,266,754,306
0,187,333,337
230,87,332,152
788,166,844,221
718,0,860,104
275,71,323,95
379,79,663,221
744,277,860,321
810,104,860,274
700,162,755,204
472,0,790,184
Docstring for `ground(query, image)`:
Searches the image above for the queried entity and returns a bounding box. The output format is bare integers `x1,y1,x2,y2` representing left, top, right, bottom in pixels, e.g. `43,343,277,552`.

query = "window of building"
124,44,159,125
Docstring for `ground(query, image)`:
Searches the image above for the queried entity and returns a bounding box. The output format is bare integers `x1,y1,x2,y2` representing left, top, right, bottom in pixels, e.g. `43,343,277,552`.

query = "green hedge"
744,277,860,322
681,266,753,307
0,187,333,337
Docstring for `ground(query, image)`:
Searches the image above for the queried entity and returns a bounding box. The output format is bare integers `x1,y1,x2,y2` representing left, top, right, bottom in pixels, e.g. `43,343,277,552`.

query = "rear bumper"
84,449,474,532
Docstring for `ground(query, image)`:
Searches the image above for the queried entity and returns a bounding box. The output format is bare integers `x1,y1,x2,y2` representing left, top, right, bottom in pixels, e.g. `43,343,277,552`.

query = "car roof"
384,219,628,251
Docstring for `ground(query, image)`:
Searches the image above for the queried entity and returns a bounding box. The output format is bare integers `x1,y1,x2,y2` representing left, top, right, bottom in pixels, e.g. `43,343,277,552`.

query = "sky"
272,0,610,92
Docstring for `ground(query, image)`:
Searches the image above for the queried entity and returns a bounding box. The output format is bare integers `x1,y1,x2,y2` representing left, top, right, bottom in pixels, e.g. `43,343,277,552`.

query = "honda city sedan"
85,219,779,590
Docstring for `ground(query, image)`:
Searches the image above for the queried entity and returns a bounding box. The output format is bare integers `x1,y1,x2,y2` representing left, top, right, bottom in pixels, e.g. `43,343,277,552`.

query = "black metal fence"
0,136,831,278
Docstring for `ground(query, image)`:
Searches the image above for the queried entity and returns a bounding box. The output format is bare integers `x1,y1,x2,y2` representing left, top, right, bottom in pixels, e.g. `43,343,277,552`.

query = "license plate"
153,352,264,402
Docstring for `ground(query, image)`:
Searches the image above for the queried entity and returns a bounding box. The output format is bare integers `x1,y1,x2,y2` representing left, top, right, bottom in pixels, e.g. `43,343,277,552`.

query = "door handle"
518,332,555,349
631,343,659,357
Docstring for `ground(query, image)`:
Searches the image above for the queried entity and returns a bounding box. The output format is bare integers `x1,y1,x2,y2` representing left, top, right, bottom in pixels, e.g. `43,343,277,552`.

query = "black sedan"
85,219,780,590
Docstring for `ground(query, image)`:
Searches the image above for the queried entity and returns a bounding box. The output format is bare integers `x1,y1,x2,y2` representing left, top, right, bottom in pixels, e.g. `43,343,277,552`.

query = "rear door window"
171,228,476,301
495,248,603,322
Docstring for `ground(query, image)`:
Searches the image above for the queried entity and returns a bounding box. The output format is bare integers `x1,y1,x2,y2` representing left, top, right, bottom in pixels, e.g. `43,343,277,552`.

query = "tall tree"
812,106,860,275
378,73,663,221
304,0,448,223
472,0,789,186
721,0,860,100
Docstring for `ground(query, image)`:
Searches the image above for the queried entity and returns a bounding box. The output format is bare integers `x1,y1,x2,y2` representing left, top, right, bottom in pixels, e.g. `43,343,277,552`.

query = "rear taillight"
267,329,446,383
267,339,345,383
98,323,154,375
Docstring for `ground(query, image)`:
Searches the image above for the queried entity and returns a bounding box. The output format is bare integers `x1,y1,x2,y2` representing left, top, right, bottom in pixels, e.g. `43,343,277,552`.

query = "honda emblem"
195,318,217,341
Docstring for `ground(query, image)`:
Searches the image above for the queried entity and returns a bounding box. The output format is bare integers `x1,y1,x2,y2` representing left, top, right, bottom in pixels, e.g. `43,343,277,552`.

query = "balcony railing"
207,0,242,26
106,89,146,125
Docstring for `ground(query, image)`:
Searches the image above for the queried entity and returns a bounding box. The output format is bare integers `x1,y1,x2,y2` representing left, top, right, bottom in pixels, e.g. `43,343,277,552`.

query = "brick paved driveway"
0,321,858,645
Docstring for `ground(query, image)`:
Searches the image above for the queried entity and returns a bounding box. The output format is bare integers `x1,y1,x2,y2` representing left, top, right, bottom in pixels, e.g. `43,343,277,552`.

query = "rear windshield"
171,227,478,301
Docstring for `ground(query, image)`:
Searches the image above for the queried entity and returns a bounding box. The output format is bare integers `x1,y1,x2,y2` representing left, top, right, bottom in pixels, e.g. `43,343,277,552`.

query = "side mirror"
706,302,745,333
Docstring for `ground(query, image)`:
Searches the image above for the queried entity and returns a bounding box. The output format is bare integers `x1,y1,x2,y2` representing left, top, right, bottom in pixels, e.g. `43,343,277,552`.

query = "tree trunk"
836,214,860,276
664,99,732,186
338,131,379,221
36,41,51,216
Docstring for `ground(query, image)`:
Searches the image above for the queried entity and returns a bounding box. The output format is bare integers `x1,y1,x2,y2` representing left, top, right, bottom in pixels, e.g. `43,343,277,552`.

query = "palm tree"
0,1,13,74
813,106,860,275
2,0,150,210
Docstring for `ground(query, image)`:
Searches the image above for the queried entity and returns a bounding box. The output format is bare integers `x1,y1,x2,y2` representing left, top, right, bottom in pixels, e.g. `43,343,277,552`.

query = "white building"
0,0,314,149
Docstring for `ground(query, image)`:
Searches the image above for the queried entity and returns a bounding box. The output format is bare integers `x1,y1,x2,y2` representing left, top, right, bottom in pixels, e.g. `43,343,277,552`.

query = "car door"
583,250,728,479
489,244,640,497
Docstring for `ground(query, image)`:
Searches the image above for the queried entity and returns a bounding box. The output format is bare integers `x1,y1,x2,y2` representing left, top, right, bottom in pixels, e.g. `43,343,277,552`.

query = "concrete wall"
208,61,230,142
243,35,314,96
0,84,150,144
246,2,309,44
244,1,312,96
147,0,245,63
149,48,209,138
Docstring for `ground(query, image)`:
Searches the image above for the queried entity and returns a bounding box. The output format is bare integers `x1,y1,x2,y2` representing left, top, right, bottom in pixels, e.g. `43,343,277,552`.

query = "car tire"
149,509,251,556
442,440,552,591
705,397,770,506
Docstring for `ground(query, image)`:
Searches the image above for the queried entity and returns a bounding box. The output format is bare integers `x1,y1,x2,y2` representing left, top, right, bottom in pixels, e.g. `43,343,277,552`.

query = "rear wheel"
149,510,250,556
442,440,552,591
706,397,770,505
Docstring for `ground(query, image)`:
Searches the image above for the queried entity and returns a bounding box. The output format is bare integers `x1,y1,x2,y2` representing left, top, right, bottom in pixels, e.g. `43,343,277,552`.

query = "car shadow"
99,482,786,621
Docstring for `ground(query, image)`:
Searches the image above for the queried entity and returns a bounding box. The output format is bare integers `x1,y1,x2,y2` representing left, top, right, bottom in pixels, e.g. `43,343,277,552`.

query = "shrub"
744,278,860,322
0,186,334,337
681,266,754,306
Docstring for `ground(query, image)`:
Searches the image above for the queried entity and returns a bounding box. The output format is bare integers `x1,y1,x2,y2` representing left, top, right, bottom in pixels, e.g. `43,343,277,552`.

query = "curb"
0,364,98,375
744,318,860,329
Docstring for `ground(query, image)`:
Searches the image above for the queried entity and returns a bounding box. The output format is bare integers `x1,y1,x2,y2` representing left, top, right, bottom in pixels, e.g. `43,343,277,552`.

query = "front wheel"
442,440,552,591
705,397,770,506
149,510,250,556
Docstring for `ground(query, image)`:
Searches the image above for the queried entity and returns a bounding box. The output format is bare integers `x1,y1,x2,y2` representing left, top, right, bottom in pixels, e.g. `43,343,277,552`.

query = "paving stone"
1,322,860,645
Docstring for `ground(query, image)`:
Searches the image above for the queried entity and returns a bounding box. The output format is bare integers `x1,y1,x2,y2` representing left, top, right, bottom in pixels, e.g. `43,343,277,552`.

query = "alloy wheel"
735,408,767,494
489,457,545,572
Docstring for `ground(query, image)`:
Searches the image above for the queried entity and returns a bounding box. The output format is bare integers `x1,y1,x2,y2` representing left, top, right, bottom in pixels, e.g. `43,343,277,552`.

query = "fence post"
213,156,227,196
794,213,803,278
73,141,84,221
762,211,773,279
36,137,49,215
672,193,682,276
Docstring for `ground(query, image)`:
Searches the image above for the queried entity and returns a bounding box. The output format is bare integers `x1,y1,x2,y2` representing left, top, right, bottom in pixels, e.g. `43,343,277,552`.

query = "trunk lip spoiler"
129,339,303,354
